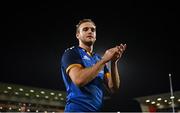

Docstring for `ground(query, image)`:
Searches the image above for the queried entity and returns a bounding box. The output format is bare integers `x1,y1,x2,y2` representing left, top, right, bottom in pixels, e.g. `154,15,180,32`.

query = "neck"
79,42,93,53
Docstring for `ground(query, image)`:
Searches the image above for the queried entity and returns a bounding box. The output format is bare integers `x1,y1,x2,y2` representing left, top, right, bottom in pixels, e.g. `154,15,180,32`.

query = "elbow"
73,79,85,87
110,87,119,94
114,86,120,92
110,84,120,94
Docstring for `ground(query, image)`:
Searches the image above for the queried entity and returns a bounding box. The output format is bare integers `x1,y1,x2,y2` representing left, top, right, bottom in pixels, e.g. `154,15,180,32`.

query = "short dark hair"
76,19,96,33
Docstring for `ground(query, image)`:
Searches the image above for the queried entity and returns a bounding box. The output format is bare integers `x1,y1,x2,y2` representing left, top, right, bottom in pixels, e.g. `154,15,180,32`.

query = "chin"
84,41,95,46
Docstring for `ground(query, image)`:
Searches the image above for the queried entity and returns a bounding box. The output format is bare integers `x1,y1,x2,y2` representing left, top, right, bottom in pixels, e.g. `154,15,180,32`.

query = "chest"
78,50,104,79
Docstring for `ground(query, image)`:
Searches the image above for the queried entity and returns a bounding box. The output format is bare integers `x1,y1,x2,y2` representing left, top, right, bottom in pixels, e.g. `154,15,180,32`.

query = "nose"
87,28,94,34
87,30,92,35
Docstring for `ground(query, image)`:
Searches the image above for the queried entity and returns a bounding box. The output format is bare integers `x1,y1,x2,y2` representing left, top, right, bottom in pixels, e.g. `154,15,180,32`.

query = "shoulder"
62,46,79,56
61,46,83,68
64,46,77,53
61,46,81,60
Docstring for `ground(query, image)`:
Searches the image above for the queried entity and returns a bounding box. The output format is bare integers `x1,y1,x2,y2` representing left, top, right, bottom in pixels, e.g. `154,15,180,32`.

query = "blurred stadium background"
0,82,179,112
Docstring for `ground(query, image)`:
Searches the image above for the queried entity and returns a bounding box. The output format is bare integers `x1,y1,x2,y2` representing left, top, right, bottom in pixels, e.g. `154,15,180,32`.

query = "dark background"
1,1,178,111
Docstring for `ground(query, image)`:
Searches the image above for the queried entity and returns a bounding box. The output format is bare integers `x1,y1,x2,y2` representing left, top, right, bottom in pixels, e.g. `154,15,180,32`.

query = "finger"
118,44,124,53
114,48,122,57
123,44,127,51
116,46,121,53
116,45,121,52
112,46,119,53
119,43,126,51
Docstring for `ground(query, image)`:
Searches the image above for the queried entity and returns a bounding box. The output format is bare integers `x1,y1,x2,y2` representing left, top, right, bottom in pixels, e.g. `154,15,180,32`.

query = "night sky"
1,1,179,111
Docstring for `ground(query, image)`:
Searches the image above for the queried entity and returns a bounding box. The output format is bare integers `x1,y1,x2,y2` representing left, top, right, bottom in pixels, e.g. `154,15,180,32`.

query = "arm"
109,61,120,92
68,46,123,87
68,59,106,87
68,44,126,88
106,44,126,93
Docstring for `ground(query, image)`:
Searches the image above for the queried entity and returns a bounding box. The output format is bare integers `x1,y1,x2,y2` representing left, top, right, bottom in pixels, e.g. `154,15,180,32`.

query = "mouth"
87,36,94,38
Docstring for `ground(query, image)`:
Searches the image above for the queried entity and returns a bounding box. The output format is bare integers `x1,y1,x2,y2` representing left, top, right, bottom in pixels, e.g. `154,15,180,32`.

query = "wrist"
111,60,118,64
100,58,107,64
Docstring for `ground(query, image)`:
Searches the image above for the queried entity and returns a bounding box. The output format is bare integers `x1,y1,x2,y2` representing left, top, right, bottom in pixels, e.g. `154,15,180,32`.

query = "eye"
91,28,96,32
83,27,88,31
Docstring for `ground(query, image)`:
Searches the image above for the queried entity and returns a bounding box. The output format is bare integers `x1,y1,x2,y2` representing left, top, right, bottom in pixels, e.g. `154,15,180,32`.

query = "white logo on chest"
82,55,91,61
99,70,104,74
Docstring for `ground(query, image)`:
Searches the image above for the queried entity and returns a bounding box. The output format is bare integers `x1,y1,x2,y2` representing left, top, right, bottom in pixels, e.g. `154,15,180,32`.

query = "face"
76,22,96,46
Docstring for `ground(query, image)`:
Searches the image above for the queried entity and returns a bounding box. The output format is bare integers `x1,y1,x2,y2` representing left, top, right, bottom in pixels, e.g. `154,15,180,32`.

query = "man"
61,19,126,112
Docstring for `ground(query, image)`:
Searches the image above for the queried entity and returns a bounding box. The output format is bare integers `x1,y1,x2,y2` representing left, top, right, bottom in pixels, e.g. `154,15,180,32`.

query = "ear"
76,32,80,39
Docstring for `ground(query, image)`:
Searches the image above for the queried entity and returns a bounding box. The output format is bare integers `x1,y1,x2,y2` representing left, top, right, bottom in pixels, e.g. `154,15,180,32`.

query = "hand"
102,44,126,63
112,44,126,62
